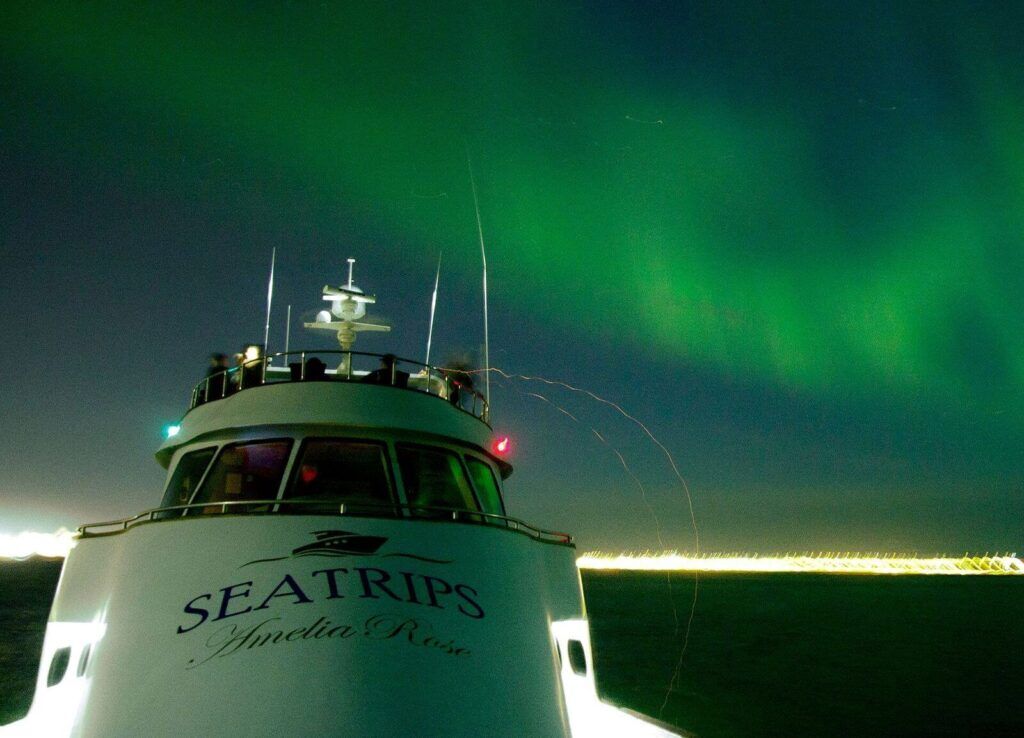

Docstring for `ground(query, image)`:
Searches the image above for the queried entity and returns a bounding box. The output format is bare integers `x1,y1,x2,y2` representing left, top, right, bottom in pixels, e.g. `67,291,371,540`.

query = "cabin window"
396,445,479,514
190,440,292,511
76,644,91,677
567,640,587,676
284,439,395,513
47,647,71,687
466,457,504,516
158,447,216,515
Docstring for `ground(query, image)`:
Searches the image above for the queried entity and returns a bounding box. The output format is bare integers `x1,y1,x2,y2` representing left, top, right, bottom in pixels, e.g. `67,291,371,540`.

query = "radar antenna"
304,258,391,370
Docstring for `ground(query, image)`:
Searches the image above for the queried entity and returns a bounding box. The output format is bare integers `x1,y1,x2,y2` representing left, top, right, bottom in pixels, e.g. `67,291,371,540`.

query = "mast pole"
263,247,276,354
425,251,442,366
284,304,292,356
467,148,490,406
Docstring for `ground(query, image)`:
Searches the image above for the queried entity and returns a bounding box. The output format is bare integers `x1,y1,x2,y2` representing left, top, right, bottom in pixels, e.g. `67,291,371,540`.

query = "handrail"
189,350,488,424
76,499,573,545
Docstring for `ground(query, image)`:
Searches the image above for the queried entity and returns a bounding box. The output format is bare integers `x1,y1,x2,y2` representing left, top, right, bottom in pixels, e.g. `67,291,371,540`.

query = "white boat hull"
4,515,679,736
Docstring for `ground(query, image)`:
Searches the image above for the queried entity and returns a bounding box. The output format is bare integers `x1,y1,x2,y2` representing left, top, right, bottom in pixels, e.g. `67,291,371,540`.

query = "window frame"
463,454,507,517
394,442,484,515
188,437,295,509
159,444,221,514
159,435,509,523
281,436,399,513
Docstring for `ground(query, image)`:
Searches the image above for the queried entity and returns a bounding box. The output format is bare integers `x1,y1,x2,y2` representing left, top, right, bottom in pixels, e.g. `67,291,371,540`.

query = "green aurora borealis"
1,2,1021,549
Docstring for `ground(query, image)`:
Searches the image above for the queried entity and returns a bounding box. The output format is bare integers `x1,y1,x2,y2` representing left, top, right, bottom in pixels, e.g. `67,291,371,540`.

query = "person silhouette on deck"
202,353,230,401
362,354,409,388
237,344,265,389
442,359,475,409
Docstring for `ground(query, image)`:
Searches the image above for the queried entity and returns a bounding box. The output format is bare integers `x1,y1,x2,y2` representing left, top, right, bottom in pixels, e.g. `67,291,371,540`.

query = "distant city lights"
4,532,1023,577
576,552,1024,575
0,529,76,559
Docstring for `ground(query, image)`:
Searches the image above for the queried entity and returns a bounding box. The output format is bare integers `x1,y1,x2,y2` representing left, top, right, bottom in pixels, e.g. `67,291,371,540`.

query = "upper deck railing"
189,350,488,423
76,499,573,546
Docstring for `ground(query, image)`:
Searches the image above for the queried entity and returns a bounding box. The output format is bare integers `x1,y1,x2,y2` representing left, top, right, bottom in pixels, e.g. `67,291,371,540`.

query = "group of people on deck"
198,350,475,409
198,347,263,402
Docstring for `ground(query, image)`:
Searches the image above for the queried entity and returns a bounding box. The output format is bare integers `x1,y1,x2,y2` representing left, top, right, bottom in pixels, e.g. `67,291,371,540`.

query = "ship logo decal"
240,530,453,568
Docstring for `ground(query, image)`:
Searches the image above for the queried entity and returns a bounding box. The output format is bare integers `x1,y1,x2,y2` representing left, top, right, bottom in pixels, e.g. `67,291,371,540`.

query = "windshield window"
284,439,394,513
397,445,479,513
191,440,292,510
158,447,216,516
466,457,504,516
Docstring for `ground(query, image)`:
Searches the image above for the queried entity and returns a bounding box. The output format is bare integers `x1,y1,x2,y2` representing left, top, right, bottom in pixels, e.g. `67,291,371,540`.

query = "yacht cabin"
149,350,523,534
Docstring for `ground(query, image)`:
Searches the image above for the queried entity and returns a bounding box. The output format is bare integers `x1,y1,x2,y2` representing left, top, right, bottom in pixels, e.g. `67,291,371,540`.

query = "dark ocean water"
2,560,1021,736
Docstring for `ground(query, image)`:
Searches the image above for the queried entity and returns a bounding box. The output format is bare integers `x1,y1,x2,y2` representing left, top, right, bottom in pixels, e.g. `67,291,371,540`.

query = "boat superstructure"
3,265,680,737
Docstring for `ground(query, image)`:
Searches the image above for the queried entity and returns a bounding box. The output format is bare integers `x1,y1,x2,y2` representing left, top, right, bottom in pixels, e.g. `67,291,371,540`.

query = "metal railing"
76,499,573,545
189,350,488,423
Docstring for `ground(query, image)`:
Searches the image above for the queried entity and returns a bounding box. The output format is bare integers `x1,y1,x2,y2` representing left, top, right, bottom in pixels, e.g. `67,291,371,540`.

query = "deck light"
492,436,511,455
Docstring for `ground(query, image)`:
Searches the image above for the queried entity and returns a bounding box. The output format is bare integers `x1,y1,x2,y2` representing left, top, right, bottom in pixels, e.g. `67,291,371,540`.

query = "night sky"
1,1,1021,552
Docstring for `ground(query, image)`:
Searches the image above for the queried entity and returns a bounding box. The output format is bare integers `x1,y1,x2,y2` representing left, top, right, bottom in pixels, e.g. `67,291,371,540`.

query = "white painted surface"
10,516,578,736
553,620,682,738
159,382,492,467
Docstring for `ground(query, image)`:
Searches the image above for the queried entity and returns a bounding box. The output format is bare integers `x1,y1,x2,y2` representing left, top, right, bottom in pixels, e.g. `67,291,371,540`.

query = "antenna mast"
467,148,490,406
284,304,292,356
425,252,442,366
303,258,391,372
263,247,276,354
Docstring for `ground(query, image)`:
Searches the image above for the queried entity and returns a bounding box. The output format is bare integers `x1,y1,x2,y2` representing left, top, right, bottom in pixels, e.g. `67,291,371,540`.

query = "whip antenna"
284,304,292,356
425,251,442,366
467,147,490,406
263,247,276,354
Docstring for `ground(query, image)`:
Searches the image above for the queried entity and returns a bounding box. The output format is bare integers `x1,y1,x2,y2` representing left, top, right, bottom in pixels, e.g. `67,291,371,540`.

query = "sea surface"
1,560,1021,736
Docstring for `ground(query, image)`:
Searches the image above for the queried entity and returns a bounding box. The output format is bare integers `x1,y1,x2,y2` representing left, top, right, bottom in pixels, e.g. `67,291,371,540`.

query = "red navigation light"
492,436,511,456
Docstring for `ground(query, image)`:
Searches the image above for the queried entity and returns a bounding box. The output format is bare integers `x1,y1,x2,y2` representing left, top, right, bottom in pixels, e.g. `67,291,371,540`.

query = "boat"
2,262,681,737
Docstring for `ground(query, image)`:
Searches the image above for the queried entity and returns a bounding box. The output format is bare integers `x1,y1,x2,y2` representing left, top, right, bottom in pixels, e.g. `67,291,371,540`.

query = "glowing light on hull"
0,529,76,560
577,552,1024,575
